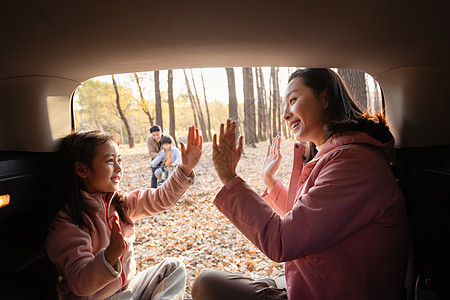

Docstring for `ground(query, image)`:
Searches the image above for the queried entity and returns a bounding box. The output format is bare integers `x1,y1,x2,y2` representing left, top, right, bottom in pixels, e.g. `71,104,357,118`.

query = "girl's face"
81,140,123,194
162,143,172,151
283,77,328,145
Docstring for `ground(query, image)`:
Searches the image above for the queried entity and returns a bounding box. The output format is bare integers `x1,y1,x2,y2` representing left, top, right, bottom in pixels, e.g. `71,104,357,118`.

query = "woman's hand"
105,212,125,268
212,119,243,185
180,126,203,176
260,135,282,190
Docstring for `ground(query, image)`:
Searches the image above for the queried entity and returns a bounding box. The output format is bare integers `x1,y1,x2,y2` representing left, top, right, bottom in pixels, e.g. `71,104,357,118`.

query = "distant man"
147,125,164,188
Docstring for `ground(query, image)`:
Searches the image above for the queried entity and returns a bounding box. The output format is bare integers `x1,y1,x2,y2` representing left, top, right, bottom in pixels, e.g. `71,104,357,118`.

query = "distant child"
45,126,202,299
150,136,181,183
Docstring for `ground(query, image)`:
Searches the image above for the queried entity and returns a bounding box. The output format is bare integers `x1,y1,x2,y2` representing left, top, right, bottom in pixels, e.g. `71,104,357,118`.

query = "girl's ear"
74,162,89,178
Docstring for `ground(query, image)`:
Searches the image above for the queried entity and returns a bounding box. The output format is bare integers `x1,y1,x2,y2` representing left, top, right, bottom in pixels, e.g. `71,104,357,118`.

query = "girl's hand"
260,135,282,190
212,119,243,185
180,126,203,176
105,212,125,268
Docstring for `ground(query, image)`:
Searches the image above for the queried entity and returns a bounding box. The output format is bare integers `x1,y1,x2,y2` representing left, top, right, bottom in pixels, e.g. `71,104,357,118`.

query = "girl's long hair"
288,68,393,162
51,130,129,232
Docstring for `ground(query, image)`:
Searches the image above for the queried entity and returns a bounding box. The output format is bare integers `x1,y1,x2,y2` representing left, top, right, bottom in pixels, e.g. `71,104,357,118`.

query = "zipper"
119,243,128,287
102,194,112,231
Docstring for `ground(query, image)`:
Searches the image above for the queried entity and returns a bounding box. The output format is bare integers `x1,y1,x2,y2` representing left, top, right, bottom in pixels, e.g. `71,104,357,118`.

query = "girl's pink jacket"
214,131,409,300
45,166,194,299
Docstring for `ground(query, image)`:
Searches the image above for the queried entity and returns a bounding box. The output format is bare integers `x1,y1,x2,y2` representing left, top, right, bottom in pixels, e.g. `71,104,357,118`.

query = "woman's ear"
74,162,89,178
319,88,330,109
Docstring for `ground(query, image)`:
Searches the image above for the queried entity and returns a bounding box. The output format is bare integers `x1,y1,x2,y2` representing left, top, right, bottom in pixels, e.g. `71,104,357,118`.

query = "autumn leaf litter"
120,139,294,298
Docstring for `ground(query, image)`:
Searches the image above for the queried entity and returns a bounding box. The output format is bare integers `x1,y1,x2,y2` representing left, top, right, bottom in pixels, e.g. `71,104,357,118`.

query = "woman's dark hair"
51,130,129,231
288,68,393,161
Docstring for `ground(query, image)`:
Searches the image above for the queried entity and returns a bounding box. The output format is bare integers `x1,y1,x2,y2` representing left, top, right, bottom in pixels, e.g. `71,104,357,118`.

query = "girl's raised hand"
260,135,282,190
212,119,243,184
180,126,203,176
105,212,125,269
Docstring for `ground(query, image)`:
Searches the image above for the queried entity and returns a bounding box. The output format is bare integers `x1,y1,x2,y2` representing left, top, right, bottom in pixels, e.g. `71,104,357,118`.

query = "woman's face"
283,77,328,145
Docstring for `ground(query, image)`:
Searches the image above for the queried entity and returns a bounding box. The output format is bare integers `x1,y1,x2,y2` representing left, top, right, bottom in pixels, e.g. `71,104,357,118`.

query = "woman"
193,68,409,300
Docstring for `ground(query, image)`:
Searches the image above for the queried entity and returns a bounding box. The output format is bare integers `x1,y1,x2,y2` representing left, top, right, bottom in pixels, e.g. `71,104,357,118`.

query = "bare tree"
112,75,134,148
200,69,213,142
133,73,154,126
167,70,176,143
270,67,279,138
183,69,199,128
268,72,272,139
259,67,269,140
337,68,368,110
154,70,163,128
226,68,239,136
189,69,209,142
243,67,257,147
255,67,268,141
278,68,287,138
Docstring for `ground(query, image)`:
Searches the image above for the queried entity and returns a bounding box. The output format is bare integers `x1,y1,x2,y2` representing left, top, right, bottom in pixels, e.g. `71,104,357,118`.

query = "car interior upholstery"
1,1,449,298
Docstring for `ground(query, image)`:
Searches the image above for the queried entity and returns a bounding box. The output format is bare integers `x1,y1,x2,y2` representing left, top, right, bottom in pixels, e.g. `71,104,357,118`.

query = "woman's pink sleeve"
261,179,289,216
214,148,397,262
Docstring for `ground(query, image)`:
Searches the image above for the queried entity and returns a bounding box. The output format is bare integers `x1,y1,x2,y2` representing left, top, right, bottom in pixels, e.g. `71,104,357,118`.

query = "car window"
72,67,383,296
73,67,382,143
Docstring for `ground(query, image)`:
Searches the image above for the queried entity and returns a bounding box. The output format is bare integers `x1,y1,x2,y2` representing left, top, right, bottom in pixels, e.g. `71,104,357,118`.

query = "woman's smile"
289,119,301,131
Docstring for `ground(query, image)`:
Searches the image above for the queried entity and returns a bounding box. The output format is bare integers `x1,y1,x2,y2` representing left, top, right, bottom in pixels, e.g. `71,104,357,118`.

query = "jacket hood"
317,131,396,163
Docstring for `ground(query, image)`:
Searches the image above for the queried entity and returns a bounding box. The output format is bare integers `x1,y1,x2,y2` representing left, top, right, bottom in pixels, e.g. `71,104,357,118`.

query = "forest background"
74,67,382,147
74,67,383,297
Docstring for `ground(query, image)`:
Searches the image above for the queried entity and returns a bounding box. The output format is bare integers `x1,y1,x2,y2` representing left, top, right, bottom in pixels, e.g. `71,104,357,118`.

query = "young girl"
45,126,202,299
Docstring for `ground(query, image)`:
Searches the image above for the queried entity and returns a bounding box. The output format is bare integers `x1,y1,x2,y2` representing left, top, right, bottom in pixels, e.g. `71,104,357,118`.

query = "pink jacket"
45,166,194,299
214,131,409,300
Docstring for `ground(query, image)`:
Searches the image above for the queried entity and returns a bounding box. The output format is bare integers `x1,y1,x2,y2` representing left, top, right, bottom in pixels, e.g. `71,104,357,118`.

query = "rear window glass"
73,67,382,143
73,67,382,297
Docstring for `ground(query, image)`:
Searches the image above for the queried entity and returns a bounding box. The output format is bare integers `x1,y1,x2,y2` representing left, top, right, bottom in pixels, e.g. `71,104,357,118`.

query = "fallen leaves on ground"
120,139,295,298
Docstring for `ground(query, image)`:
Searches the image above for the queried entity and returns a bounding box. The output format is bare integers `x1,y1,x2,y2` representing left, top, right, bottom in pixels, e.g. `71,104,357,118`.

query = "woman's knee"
191,270,223,300
191,269,261,300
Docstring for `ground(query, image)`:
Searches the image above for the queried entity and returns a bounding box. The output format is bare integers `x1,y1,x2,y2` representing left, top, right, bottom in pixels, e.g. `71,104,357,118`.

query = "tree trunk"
273,68,286,138
167,70,176,143
226,68,239,136
243,67,256,147
154,70,163,128
190,69,209,142
337,68,368,111
133,73,154,126
255,67,263,141
259,67,268,141
183,69,199,128
271,67,278,138
200,69,213,142
268,72,273,139
112,75,134,148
